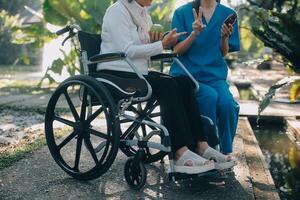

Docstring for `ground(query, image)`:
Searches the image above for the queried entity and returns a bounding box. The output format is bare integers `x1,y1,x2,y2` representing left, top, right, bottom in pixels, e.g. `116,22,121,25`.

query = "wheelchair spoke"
84,138,98,164
74,137,83,171
64,91,79,121
86,106,104,124
54,116,75,127
141,124,147,137
57,131,77,150
89,128,110,140
120,121,140,139
80,87,88,121
94,141,107,153
128,105,138,114
140,124,151,156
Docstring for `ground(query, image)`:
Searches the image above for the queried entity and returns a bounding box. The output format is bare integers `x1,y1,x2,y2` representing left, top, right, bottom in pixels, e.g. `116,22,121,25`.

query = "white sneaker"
202,147,237,170
171,150,215,174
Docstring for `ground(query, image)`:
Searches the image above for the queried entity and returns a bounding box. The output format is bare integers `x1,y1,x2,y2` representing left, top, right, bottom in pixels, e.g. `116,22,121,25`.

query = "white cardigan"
97,1,163,75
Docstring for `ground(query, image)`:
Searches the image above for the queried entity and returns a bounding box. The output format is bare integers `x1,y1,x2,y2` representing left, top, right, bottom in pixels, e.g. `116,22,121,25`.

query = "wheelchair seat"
89,72,148,99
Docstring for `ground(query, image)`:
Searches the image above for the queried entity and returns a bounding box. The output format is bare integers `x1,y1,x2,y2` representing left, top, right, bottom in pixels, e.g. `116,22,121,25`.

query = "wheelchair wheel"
124,158,147,190
120,100,167,163
45,75,120,180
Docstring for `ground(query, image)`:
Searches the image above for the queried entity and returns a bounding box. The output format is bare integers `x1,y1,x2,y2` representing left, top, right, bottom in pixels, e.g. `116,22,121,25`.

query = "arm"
172,7,205,55
173,32,197,54
220,33,230,56
220,12,240,56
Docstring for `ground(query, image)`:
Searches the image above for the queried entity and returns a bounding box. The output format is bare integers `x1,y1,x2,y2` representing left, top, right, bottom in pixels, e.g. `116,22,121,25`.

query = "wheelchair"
45,25,226,190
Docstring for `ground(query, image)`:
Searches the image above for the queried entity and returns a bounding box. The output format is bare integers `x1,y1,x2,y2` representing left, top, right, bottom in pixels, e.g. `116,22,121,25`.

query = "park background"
0,0,300,200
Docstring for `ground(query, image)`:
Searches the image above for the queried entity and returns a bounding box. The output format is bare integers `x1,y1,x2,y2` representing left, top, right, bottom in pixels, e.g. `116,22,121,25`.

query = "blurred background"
0,0,299,199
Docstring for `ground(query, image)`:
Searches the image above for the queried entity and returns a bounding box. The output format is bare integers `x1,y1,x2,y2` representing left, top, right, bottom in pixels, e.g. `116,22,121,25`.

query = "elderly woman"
98,0,235,173
170,0,240,156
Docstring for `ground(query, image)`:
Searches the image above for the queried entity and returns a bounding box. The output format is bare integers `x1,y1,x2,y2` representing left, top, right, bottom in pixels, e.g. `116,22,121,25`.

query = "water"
249,118,300,200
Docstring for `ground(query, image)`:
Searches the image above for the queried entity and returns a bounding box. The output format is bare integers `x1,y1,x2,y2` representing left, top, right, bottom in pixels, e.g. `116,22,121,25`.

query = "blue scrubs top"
170,3,240,82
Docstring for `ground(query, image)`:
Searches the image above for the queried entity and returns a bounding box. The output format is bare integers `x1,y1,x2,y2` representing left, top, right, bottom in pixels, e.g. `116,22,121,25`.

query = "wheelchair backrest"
78,31,101,73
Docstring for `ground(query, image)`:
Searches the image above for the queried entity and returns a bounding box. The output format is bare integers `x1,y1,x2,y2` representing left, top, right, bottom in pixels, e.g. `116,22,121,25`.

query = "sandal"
172,150,215,174
202,147,237,170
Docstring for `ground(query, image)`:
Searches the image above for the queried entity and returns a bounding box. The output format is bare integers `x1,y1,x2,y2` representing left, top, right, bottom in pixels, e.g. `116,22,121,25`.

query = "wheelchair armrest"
150,53,177,62
89,52,126,63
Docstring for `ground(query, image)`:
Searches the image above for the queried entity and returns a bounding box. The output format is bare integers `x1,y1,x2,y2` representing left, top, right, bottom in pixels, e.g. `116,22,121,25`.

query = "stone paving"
1,65,295,199
0,119,256,200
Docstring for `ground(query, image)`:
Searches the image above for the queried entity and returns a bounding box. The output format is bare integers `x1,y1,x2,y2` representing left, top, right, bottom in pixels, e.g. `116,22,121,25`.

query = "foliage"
243,0,300,73
258,76,300,117
149,0,175,30
0,10,26,64
289,79,300,102
236,5,264,60
4,0,175,84
39,0,175,84
242,0,300,115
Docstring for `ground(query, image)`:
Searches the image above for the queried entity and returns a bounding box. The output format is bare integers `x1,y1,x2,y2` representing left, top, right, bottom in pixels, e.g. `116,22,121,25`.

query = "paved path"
0,120,256,200
0,66,288,199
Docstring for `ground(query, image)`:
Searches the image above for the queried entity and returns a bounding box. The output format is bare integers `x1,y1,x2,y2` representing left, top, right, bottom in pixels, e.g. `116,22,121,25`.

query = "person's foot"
171,149,215,174
200,147,237,170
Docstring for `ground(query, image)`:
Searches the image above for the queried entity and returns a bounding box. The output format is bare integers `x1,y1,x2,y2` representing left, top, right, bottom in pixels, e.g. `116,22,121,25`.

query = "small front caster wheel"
124,158,146,190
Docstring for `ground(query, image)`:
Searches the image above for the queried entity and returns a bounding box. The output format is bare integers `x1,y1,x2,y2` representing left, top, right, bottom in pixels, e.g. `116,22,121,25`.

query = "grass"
0,138,46,170
0,128,68,170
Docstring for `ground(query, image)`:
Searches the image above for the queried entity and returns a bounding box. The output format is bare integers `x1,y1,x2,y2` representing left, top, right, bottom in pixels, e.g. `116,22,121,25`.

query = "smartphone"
224,13,237,26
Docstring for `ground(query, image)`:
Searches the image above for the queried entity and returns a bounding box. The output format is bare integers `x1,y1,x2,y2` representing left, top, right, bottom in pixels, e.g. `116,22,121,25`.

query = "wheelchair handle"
56,25,71,36
56,25,82,46
56,24,81,36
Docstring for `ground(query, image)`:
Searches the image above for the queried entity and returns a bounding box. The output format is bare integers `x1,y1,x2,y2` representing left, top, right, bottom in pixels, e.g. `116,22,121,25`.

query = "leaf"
43,0,68,26
50,58,65,74
258,76,299,118
21,54,30,65
290,79,300,102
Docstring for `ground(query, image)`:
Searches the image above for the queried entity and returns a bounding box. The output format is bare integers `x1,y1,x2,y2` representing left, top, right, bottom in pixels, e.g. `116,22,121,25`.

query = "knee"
197,88,218,104
218,98,238,113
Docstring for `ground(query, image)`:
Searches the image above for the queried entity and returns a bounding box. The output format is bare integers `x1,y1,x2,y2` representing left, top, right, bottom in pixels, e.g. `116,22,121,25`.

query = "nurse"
170,0,240,155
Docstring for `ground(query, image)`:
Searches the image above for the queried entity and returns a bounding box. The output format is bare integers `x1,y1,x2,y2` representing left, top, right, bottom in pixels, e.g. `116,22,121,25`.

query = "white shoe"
171,150,215,174
202,147,237,170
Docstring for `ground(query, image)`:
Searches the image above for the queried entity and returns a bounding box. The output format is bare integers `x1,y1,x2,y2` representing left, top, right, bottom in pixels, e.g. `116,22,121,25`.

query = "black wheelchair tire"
124,158,147,190
45,75,120,180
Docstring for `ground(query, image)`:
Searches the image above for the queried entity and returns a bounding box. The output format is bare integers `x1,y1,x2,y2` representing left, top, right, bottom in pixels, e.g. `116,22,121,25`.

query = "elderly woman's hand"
161,28,187,49
192,7,205,36
149,31,163,43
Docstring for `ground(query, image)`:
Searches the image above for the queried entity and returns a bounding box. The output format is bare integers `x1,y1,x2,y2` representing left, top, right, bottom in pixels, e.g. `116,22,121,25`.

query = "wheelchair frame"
45,25,223,190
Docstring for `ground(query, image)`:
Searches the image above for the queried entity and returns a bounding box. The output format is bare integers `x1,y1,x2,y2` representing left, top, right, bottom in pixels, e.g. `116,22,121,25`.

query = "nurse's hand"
162,28,187,49
221,23,233,39
192,7,205,36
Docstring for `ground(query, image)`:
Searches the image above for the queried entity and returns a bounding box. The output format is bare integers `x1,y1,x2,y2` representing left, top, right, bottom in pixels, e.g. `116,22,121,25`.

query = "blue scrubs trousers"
195,80,239,153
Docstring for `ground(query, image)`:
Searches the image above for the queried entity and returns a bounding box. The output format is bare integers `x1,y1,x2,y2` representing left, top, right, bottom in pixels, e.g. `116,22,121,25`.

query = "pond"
249,117,300,200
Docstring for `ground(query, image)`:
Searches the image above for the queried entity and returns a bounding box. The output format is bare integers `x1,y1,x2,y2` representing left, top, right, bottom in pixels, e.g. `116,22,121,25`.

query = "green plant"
244,0,300,73
241,1,300,116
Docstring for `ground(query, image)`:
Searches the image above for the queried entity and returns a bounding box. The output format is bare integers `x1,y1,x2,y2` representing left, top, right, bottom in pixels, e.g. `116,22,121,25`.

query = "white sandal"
172,150,215,174
202,147,237,170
